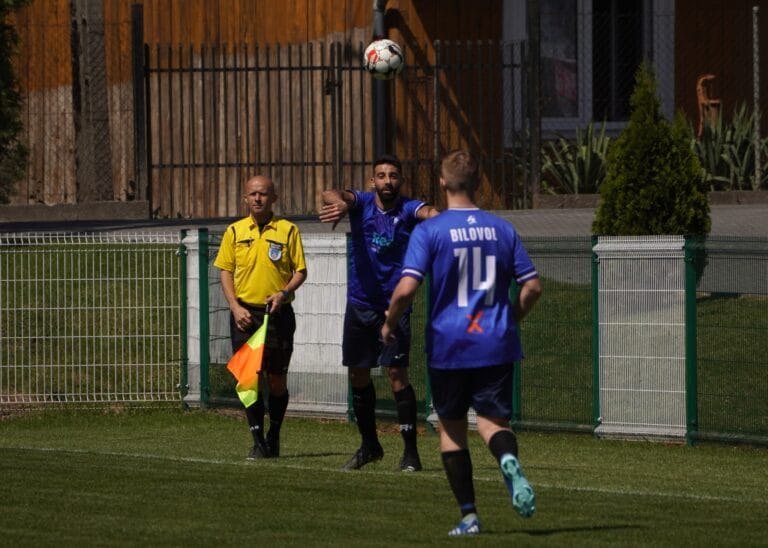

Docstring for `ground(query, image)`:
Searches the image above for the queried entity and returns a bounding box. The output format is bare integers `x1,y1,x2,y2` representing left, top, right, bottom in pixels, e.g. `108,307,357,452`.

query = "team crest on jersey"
268,242,283,261
467,215,477,225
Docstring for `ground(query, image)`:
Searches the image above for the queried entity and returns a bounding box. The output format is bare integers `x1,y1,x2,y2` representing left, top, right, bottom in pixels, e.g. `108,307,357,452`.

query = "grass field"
1,409,766,547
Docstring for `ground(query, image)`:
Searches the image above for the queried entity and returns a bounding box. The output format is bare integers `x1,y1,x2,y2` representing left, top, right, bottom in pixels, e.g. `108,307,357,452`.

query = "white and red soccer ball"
363,39,405,80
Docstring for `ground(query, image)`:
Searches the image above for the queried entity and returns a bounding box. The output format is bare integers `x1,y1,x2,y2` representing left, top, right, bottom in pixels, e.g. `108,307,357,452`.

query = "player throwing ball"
381,150,542,535
320,154,438,472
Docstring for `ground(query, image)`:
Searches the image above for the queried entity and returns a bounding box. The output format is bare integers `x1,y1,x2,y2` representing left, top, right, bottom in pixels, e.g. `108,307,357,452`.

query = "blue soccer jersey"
401,208,538,369
347,190,427,309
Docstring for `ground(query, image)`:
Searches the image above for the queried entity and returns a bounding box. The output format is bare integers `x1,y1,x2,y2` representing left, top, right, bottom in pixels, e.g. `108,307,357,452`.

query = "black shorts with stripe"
230,302,295,374
342,302,411,368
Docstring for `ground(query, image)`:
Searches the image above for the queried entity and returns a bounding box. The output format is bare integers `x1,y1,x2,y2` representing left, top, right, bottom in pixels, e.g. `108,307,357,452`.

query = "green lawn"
1,409,766,546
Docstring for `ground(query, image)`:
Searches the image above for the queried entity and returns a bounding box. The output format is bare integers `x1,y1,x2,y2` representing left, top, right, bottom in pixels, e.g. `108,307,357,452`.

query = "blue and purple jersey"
401,208,538,369
347,190,427,309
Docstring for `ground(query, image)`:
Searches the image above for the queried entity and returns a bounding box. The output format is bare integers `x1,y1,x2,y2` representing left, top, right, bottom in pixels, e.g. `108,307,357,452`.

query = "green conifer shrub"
593,61,711,236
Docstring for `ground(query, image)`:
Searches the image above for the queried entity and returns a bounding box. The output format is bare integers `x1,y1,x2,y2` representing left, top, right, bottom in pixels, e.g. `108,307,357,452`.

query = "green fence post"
199,229,210,408
512,361,522,424
422,275,436,433
345,232,355,423
684,236,701,445
179,230,189,400
591,235,601,431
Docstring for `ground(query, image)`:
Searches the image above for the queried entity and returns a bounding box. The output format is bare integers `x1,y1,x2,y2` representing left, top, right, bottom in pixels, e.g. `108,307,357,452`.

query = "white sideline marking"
4,445,765,505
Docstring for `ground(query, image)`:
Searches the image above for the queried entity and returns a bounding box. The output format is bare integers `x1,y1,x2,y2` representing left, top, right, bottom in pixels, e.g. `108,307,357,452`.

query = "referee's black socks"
268,391,289,438
245,397,267,443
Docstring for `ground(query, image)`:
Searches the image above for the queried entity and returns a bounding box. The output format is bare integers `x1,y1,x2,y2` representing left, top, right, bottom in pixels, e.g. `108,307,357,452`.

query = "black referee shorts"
230,302,295,375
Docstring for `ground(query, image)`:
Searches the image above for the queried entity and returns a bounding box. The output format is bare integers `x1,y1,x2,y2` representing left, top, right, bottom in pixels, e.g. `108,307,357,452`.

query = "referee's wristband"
280,290,291,299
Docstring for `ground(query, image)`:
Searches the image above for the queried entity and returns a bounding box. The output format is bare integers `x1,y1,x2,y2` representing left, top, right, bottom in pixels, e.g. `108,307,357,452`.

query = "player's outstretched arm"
319,189,354,229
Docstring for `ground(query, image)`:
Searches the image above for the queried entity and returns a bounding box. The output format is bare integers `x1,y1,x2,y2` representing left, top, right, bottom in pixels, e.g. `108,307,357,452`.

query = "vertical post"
372,0,389,157
131,4,148,205
179,231,189,399
182,229,210,408
199,229,210,407
590,235,601,430
526,0,542,204
684,237,700,446
432,40,441,207
69,0,114,202
753,6,762,189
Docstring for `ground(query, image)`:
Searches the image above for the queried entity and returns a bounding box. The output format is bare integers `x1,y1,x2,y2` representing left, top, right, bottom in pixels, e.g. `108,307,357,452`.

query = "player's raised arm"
319,189,355,230
416,203,440,220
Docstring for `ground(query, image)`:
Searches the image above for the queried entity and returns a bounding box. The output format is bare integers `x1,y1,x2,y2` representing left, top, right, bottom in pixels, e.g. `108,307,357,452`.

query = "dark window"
592,0,644,121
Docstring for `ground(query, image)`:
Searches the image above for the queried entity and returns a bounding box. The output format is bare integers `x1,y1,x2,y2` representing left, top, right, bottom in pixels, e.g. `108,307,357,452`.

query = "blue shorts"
429,363,515,420
342,303,411,368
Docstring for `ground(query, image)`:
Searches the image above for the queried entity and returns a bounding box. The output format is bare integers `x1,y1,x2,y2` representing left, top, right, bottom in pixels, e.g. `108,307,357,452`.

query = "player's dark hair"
372,154,402,173
441,150,479,193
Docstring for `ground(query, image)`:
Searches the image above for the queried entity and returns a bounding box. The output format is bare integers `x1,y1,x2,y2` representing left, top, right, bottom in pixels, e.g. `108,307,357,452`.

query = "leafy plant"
593,61,710,236
541,120,610,194
0,0,30,203
697,104,768,190
696,104,768,191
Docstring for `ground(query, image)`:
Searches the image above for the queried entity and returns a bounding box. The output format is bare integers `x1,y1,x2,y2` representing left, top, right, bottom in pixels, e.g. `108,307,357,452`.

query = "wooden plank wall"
13,1,76,205
10,0,511,214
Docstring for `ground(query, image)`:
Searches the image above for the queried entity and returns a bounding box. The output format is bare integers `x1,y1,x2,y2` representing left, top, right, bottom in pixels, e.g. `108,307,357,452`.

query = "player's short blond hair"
441,150,479,193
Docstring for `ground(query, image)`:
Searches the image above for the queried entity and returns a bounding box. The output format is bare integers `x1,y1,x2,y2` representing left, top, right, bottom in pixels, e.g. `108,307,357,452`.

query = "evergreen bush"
0,0,30,204
593,61,711,236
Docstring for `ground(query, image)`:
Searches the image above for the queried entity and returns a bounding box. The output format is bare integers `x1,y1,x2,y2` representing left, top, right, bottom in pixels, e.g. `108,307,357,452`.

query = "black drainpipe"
373,0,389,157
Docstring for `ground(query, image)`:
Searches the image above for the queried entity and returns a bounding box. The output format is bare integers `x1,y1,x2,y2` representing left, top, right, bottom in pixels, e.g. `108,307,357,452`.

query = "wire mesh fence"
695,237,768,441
520,236,595,430
1,231,766,444
0,233,182,407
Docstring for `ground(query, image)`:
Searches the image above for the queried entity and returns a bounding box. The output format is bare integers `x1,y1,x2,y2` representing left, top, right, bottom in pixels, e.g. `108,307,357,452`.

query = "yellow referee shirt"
214,215,307,306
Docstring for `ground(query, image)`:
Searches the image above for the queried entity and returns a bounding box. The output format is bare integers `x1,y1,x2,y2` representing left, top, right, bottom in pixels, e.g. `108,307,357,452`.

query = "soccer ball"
363,39,405,80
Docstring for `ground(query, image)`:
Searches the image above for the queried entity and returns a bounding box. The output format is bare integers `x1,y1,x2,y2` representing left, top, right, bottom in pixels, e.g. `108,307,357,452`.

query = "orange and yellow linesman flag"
226,314,269,408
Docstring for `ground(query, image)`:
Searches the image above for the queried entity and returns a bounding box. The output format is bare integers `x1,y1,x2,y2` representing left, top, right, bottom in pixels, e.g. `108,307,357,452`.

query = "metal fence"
10,2,768,211
142,38,530,219
0,233,182,407
202,232,350,416
695,237,768,443
2,232,766,446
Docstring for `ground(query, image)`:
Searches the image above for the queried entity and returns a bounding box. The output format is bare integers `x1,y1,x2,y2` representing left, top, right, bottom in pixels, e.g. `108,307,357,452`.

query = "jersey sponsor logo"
466,310,484,333
268,241,283,261
371,232,394,250
449,226,498,243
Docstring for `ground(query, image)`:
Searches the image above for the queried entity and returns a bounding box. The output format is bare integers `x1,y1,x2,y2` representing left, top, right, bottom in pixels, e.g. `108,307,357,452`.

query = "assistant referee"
214,175,307,460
